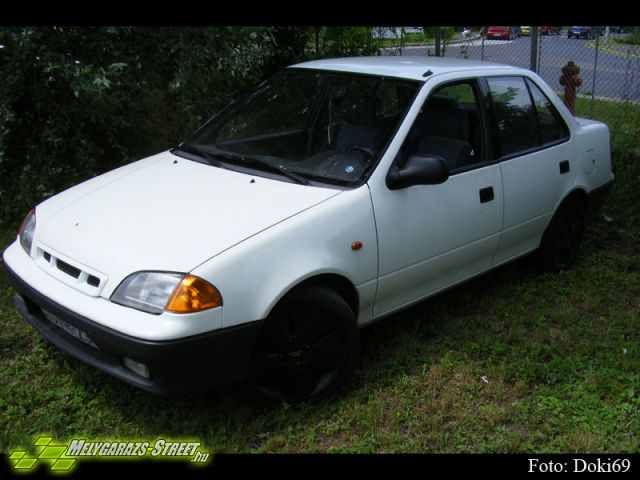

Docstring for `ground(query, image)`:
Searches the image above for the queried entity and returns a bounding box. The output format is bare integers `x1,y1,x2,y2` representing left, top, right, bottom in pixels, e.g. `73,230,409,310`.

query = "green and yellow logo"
9,436,75,473
8,435,212,474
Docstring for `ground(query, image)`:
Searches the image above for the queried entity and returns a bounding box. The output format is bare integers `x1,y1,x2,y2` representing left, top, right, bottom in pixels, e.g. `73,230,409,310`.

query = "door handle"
559,160,570,174
479,186,494,203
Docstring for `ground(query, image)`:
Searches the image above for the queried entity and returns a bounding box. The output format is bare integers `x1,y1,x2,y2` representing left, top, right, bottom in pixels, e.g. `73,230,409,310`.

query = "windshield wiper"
232,155,310,185
206,146,310,185
177,144,310,185
173,144,224,167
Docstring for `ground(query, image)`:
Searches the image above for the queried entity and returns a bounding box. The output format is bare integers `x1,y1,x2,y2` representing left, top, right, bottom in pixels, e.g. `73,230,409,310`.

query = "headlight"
111,272,222,315
18,209,36,256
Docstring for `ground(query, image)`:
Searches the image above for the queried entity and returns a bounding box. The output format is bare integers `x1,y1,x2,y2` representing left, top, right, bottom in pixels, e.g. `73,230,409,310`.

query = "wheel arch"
559,187,589,212
542,186,589,242
265,272,360,320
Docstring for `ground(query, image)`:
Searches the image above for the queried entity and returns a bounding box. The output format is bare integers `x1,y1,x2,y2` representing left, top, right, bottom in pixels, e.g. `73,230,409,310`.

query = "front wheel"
538,195,586,272
247,286,359,404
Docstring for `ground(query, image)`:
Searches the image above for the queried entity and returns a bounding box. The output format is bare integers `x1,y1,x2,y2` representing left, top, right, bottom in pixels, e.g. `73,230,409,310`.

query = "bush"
1,27,379,226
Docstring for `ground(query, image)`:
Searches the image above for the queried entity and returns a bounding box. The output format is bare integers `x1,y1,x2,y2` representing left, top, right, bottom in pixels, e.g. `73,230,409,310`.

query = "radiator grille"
56,259,81,279
38,247,104,292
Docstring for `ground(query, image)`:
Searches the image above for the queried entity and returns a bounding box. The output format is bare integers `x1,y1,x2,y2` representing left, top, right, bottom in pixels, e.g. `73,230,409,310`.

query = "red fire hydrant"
559,61,582,115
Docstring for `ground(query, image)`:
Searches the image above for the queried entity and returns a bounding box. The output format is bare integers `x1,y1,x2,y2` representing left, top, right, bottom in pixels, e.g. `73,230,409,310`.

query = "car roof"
290,56,522,81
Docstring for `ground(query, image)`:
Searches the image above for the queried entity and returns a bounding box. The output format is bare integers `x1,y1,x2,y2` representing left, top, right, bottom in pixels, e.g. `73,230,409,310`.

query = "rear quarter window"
526,78,570,145
486,76,538,158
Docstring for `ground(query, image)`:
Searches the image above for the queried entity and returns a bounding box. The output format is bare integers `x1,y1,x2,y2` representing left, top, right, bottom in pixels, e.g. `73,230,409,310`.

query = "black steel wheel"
538,195,587,272
248,286,359,404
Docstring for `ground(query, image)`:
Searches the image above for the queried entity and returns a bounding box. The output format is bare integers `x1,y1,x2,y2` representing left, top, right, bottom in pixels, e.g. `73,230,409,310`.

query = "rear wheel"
538,195,586,271
248,286,359,404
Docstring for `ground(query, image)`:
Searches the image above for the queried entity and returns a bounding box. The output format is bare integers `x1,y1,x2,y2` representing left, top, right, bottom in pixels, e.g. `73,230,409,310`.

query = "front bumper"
4,263,263,396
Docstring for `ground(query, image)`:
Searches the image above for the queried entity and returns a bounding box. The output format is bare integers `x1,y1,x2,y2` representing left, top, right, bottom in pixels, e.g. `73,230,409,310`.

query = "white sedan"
3,57,614,403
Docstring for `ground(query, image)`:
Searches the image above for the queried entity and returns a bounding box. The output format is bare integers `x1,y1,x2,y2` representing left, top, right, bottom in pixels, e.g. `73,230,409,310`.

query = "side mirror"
386,154,449,190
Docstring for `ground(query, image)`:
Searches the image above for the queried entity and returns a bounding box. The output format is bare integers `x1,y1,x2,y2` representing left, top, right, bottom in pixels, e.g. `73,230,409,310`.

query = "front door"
371,78,504,318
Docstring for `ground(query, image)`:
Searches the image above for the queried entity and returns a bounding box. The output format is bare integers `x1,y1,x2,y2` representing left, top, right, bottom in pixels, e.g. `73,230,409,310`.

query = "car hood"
35,151,341,293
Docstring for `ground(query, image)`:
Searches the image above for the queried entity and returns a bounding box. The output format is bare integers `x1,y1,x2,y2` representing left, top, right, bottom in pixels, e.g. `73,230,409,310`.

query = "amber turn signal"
165,275,222,313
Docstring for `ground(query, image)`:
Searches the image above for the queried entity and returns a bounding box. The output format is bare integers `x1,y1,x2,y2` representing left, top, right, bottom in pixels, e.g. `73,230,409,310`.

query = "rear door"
482,75,573,264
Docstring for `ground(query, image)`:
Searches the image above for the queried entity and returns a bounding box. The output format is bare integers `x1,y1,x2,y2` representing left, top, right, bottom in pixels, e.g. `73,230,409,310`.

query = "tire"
538,195,586,272
247,286,359,404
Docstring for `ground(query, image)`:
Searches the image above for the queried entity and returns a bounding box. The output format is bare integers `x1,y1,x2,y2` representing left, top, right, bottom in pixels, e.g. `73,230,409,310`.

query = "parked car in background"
486,26,518,40
568,26,595,39
3,57,614,403
540,26,561,35
520,26,531,36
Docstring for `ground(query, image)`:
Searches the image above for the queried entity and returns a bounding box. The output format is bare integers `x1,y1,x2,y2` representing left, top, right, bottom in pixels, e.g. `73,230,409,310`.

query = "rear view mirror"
386,154,449,190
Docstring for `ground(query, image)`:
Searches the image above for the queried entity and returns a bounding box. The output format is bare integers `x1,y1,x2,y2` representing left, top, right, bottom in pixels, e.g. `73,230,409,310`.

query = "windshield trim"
175,68,423,190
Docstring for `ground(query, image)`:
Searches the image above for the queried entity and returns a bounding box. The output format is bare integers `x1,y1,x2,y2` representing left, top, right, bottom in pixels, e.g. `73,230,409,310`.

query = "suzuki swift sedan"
3,57,614,403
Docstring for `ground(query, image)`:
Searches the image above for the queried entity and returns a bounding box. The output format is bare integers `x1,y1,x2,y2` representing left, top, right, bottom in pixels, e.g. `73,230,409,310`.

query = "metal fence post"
590,34,600,117
623,46,632,102
530,26,539,72
537,31,542,72
435,28,442,57
480,34,485,61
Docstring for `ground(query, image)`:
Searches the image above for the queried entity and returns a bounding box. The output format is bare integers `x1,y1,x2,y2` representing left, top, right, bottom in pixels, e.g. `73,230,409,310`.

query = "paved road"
383,34,640,101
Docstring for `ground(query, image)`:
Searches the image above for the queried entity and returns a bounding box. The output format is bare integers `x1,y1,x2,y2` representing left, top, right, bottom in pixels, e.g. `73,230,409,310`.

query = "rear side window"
526,78,570,145
486,76,538,157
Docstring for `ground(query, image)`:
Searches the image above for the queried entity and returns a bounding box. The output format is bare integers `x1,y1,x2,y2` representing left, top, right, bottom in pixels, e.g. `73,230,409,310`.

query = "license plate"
43,310,99,350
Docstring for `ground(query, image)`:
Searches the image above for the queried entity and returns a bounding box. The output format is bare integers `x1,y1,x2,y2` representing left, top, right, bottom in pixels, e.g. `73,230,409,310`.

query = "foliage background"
0,26,378,226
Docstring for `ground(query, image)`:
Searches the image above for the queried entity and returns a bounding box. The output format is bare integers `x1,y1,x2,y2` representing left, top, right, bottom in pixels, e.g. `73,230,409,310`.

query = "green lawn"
379,32,429,48
577,96,640,150
378,31,470,48
1,100,639,454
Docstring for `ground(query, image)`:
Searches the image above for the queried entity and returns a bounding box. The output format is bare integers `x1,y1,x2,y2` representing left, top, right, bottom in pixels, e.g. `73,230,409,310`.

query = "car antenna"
422,70,433,77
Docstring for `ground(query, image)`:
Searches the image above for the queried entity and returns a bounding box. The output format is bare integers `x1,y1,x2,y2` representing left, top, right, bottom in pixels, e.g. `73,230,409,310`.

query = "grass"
613,30,640,46
1,100,639,455
586,37,640,59
576,97,640,152
379,32,432,48
378,30,471,48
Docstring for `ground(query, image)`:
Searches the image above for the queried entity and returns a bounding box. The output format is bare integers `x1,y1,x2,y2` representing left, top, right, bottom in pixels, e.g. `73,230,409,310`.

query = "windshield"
178,68,420,187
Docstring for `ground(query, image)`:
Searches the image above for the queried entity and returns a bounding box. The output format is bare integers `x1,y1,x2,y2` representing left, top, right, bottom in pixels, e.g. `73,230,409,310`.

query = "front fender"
191,185,379,328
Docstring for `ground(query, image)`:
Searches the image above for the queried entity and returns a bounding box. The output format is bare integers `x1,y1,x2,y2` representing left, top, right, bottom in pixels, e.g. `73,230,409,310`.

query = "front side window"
526,78,570,145
181,69,420,187
398,79,485,172
486,76,538,158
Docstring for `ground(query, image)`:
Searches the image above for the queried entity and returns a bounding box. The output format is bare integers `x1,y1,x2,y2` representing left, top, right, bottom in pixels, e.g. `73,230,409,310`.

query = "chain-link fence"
376,26,640,155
